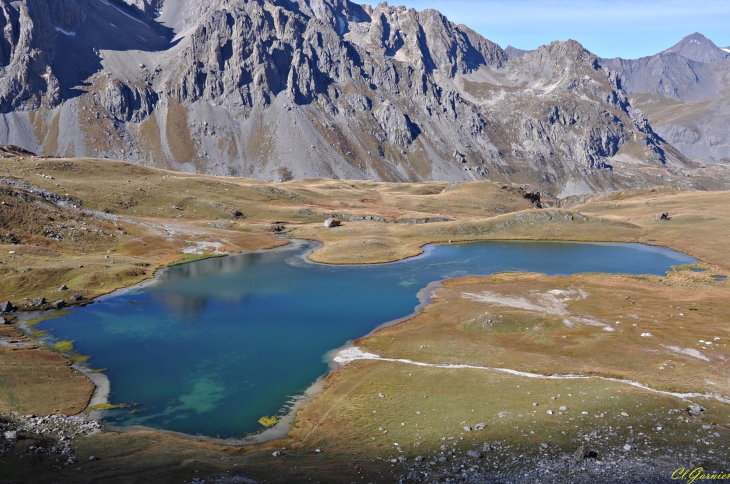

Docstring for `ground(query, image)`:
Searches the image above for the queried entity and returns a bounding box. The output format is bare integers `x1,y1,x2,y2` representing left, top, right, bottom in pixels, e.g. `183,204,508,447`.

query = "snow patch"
662,345,710,361
182,242,225,255
461,288,609,328
54,27,76,36
722,48,730,54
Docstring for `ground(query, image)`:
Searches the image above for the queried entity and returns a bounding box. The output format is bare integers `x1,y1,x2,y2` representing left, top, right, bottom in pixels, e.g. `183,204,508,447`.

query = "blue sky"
392,0,730,59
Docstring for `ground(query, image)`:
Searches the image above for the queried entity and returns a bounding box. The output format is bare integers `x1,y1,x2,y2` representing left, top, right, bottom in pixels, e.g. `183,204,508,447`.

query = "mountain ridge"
0,0,723,196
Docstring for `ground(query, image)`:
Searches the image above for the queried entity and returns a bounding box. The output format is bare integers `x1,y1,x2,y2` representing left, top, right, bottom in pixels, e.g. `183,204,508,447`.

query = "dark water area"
35,240,694,438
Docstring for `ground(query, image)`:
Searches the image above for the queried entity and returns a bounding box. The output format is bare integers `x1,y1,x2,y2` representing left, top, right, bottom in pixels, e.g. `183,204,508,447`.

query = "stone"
324,218,341,228
463,426,472,432
0,317,8,324
438,456,448,463
378,393,385,398
59,285,68,291
70,293,84,302
52,300,66,309
559,406,568,411
621,412,629,417
546,410,553,415
688,404,706,417
623,444,632,451
398,455,408,462
314,448,321,453
466,450,483,459
656,212,670,221
32,297,47,307
414,456,424,462
1,301,16,313
4,431,17,440
272,451,284,457
474,423,487,431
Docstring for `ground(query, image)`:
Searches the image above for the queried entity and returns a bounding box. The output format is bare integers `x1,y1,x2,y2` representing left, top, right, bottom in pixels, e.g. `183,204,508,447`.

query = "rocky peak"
661,32,729,63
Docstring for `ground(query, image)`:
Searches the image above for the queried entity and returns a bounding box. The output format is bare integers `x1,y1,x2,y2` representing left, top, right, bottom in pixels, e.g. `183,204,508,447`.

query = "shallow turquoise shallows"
35,240,694,438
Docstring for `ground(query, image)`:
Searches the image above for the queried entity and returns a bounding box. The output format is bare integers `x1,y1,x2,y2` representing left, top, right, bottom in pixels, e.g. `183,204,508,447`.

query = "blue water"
35,240,694,438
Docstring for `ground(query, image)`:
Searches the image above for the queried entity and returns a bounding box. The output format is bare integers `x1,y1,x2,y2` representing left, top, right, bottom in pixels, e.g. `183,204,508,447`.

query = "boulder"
0,317,9,324
324,218,341,228
52,300,66,309
572,446,598,464
31,297,47,307
0,301,16,313
59,284,68,291
474,423,487,431
70,293,84,302
688,404,706,417
656,212,670,220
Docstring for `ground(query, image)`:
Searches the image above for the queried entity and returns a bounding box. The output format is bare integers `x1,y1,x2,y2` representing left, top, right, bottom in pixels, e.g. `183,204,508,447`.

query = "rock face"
0,0,722,195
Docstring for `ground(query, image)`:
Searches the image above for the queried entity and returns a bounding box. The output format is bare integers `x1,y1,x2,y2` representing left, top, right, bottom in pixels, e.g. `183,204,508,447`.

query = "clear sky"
391,0,730,59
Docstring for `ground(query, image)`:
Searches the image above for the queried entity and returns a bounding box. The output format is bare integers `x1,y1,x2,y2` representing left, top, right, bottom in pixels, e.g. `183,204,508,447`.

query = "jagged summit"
0,0,709,195
661,32,730,63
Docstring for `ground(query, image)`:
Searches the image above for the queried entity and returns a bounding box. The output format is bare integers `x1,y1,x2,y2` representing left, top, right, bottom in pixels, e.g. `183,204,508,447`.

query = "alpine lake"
31,240,695,440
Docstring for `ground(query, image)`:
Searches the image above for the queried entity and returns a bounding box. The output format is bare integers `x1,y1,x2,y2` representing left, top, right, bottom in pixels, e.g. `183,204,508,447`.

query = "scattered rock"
466,450,483,459
3,431,17,440
323,218,342,228
414,456,424,462
438,456,448,463
559,406,568,411
463,426,472,432
474,423,487,431
378,393,385,398
398,455,408,462
640,333,653,337
52,300,66,309
546,410,553,415
0,317,9,324
621,412,629,417
314,448,321,453
623,444,632,451
1,301,16,313
59,285,68,291
70,293,84,302
272,451,284,457
656,212,670,221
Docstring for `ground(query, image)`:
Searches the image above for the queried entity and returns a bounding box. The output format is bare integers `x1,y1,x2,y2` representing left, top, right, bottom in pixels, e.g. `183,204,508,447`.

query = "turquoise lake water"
35,240,695,438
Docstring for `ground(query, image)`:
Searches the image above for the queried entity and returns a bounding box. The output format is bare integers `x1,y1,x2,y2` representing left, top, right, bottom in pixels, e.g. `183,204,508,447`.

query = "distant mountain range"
0,1,727,195
599,33,730,166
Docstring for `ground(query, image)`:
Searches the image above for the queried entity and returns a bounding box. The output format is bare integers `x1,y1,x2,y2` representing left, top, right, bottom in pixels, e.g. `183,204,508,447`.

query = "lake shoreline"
8,237,699,446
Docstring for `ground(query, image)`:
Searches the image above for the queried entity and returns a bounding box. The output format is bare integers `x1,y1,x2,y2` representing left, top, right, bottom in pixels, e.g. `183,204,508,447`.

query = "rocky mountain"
0,0,720,196
661,32,729,63
600,33,730,165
